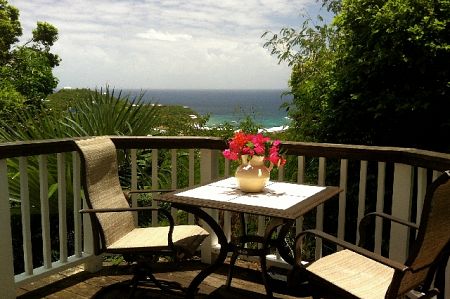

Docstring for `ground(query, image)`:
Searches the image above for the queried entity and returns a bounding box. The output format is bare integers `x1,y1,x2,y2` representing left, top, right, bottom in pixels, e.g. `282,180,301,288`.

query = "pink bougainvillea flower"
222,131,285,168
223,149,238,160
254,144,265,155
251,133,270,145
242,147,254,156
268,152,280,165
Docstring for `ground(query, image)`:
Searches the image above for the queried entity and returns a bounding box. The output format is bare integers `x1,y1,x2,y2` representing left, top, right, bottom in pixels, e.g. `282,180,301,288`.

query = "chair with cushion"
75,136,209,296
288,171,450,299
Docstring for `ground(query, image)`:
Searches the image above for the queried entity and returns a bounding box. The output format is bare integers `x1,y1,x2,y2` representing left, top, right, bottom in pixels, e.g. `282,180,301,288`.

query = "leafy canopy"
0,0,60,112
0,0,21,62
264,0,450,152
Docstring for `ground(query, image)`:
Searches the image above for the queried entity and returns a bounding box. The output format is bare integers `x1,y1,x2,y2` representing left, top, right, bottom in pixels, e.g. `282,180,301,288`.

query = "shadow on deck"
16,259,311,298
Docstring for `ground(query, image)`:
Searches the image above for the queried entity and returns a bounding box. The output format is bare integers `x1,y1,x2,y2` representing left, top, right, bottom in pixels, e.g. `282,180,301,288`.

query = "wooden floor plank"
17,260,311,299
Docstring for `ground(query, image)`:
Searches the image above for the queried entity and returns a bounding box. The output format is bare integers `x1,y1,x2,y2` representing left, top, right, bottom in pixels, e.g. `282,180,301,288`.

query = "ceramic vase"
235,155,272,192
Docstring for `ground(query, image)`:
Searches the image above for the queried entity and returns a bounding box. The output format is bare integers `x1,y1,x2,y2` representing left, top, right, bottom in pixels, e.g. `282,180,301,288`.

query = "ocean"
122,89,292,129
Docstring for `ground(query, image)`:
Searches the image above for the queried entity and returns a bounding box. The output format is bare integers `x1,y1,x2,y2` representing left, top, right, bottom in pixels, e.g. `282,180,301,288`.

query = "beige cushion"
108,224,209,255
307,249,395,299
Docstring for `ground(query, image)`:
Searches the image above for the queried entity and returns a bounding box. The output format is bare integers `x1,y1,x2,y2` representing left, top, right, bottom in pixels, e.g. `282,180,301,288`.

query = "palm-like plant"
0,87,160,140
62,88,160,136
0,87,162,210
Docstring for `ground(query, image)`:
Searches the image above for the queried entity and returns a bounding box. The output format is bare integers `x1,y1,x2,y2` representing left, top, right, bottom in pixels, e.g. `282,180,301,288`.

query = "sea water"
122,89,292,130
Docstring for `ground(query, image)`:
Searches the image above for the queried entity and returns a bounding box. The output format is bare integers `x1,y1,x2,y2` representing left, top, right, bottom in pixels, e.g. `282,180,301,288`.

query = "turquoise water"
206,114,290,128
122,89,292,129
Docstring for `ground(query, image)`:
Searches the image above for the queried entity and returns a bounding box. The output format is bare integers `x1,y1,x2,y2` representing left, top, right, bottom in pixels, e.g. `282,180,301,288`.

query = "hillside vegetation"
47,88,210,136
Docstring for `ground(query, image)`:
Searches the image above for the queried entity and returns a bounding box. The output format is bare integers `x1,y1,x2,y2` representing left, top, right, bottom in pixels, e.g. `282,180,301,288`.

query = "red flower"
254,144,265,155
223,149,238,160
222,131,286,168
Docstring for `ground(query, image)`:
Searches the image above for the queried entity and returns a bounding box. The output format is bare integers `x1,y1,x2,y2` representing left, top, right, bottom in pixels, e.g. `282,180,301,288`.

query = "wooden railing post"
151,150,159,227
40,155,53,267
57,154,68,263
315,157,326,259
337,159,348,250
130,149,138,226
19,157,33,276
389,163,413,262
200,149,219,264
375,162,386,254
295,156,305,236
72,153,82,258
356,160,368,244
200,149,219,184
0,159,16,298
76,154,103,273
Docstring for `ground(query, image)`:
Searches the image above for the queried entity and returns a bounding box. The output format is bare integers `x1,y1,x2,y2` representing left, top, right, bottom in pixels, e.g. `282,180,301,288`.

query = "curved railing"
1,136,449,298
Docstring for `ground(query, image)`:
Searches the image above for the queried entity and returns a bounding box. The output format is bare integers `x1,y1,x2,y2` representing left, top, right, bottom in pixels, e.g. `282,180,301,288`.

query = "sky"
10,0,319,90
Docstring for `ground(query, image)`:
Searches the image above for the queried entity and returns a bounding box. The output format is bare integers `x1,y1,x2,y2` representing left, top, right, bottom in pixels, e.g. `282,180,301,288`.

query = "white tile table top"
176,177,327,211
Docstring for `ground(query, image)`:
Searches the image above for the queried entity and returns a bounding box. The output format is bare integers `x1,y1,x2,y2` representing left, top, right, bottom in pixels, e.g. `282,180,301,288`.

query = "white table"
166,177,339,219
160,177,340,298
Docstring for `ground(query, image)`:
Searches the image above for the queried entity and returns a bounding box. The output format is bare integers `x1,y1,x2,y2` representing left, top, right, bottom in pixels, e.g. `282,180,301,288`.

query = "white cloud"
136,29,192,42
9,0,316,89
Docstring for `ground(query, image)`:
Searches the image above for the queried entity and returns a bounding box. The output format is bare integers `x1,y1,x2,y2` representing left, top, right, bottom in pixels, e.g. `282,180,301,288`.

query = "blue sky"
10,0,321,89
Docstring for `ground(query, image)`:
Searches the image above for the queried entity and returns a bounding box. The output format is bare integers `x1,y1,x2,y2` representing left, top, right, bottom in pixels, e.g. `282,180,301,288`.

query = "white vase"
235,155,272,192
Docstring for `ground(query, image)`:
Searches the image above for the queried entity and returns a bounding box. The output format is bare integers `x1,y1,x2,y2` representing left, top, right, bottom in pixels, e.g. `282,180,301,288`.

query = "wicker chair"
288,171,450,299
75,136,209,296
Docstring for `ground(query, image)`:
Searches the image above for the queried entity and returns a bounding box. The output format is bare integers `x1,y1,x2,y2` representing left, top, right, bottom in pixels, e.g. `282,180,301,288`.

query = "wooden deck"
16,258,311,298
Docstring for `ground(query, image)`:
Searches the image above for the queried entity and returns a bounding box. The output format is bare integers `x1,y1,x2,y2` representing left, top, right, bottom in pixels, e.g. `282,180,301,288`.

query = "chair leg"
145,270,185,296
422,289,440,299
260,253,273,298
131,260,185,297
435,259,447,299
286,266,315,297
129,279,138,299
129,265,147,299
226,251,239,288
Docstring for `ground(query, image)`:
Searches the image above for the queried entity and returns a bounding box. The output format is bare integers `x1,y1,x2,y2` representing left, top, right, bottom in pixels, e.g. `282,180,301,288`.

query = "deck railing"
0,136,449,298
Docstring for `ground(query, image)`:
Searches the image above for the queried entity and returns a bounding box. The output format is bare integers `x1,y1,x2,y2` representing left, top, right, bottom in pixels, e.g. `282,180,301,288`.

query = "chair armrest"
295,229,409,272
80,206,160,213
360,212,419,230
124,189,174,201
358,212,419,247
125,189,174,195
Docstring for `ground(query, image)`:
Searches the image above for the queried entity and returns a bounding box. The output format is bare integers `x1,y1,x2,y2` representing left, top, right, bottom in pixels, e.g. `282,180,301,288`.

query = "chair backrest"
388,171,450,296
75,137,136,250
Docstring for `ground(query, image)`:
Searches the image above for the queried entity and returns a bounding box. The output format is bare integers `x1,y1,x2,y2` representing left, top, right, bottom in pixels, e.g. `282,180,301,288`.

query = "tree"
264,0,450,152
0,82,25,121
0,1,60,110
0,0,21,63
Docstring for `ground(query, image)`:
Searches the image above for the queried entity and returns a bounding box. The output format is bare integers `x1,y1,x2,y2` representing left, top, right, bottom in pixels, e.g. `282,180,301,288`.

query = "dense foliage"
0,0,60,116
0,88,163,211
264,0,450,152
46,88,213,136
0,88,161,140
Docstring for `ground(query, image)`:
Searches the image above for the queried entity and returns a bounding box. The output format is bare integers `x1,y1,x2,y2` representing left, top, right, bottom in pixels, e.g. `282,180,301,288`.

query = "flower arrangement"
222,131,286,167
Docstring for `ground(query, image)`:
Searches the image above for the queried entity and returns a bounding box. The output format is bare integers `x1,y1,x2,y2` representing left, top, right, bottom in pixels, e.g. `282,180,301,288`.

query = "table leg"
225,216,290,298
275,220,295,265
172,203,230,298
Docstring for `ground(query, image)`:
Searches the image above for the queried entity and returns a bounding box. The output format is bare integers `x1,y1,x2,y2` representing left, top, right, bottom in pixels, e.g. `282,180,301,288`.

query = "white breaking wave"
259,126,289,133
